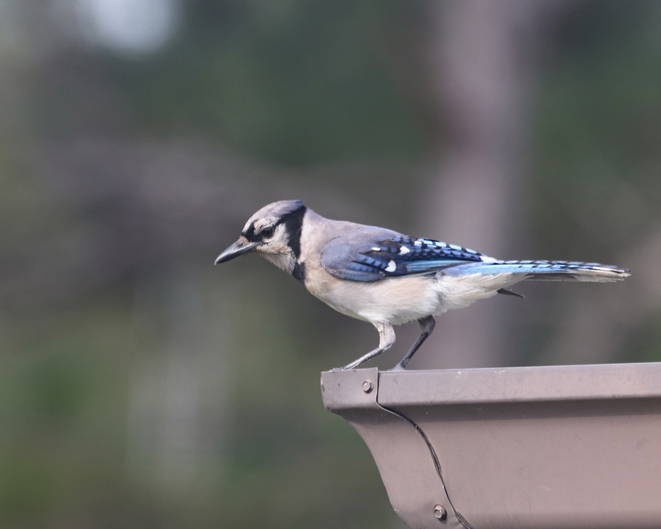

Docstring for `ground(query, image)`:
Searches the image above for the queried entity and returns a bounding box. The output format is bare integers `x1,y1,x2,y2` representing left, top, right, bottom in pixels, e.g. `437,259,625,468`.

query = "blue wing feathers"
405,260,475,272
322,235,489,282
321,242,385,281
321,232,630,283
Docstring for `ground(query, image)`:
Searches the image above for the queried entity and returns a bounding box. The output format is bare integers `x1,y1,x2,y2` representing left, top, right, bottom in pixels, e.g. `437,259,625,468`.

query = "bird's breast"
304,267,443,325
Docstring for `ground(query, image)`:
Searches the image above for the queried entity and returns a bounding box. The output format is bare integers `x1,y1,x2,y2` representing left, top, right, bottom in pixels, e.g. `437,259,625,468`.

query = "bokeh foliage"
0,1,659,528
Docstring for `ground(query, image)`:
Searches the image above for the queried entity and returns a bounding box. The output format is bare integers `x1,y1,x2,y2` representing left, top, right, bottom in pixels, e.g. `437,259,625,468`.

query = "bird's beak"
215,237,260,264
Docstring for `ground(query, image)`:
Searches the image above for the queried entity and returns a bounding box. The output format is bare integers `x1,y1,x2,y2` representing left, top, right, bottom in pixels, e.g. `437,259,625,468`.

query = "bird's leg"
338,322,395,370
391,316,436,371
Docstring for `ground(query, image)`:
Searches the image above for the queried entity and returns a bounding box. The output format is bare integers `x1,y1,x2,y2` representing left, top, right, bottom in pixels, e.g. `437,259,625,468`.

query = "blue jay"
215,200,630,370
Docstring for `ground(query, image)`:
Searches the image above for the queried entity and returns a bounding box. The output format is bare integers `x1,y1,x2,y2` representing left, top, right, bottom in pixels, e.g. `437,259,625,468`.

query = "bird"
215,200,631,371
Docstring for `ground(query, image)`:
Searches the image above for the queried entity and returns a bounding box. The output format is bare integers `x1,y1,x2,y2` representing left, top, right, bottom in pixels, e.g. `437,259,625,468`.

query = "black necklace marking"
281,206,306,259
292,261,306,283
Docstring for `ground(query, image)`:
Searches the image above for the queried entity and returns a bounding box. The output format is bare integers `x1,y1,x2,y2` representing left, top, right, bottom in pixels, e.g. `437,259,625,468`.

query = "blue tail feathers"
445,260,631,283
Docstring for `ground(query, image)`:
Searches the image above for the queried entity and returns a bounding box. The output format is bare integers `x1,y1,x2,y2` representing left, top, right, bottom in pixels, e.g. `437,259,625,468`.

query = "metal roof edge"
376,361,661,407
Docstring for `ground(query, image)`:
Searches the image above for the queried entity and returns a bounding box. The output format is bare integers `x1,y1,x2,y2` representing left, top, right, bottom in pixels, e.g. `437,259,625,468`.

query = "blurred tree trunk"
416,0,569,369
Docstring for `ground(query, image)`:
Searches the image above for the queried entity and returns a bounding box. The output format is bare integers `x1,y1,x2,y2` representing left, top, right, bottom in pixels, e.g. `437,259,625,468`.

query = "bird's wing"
321,233,489,282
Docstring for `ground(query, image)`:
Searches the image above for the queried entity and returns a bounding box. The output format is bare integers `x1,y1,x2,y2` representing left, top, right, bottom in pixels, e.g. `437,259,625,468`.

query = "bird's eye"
261,227,275,239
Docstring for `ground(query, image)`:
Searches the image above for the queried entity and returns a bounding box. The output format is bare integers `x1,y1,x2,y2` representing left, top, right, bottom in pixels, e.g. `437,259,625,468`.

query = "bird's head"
215,200,307,274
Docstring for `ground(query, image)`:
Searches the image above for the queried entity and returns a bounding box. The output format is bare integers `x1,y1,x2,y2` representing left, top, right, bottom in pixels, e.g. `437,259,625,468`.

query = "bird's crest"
253,200,305,220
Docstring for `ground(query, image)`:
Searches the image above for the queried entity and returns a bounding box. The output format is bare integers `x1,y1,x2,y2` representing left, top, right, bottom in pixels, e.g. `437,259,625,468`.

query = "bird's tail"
446,260,631,283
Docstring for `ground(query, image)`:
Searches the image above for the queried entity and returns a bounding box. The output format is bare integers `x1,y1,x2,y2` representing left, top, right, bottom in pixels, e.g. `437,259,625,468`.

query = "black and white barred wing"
321,234,490,282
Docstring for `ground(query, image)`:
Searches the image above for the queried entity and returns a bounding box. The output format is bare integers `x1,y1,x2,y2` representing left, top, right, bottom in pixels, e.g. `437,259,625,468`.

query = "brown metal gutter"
321,362,661,529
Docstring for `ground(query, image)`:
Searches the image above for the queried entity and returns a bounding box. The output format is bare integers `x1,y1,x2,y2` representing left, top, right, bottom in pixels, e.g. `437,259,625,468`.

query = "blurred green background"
1,1,659,527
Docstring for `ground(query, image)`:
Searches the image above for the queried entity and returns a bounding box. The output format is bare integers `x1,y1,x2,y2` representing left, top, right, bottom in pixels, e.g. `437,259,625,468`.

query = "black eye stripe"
243,223,276,241
242,223,259,242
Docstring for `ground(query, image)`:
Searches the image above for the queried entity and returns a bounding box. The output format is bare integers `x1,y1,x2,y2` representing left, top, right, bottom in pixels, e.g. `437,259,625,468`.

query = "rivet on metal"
362,380,374,393
433,505,447,520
